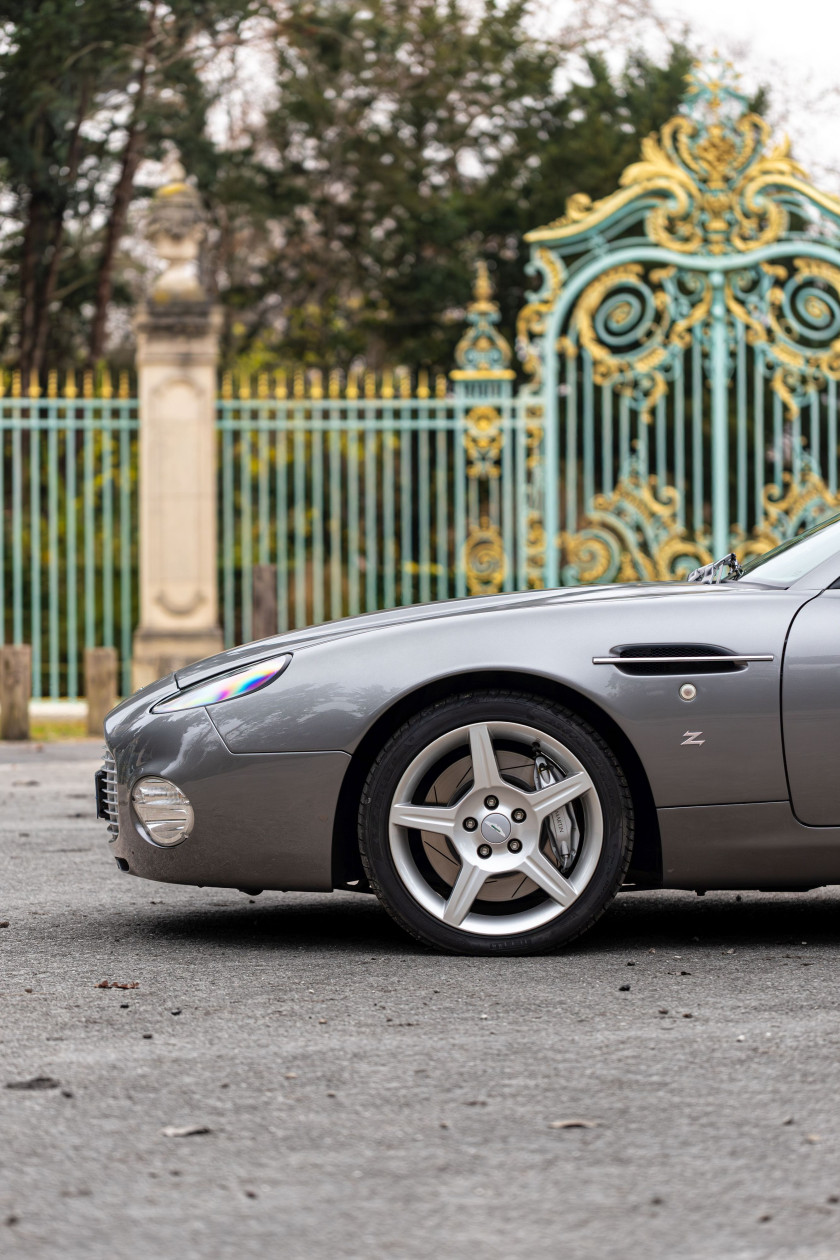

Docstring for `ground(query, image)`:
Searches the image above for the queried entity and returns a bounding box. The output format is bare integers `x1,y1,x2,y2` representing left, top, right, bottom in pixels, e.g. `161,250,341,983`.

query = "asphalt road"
3,741,840,1260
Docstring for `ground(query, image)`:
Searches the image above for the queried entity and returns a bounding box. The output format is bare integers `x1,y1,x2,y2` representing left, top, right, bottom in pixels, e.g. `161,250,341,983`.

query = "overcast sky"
548,0,840,190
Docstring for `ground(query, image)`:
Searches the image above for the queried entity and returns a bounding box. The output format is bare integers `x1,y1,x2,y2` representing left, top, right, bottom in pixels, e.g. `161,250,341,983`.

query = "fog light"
132,777,194,847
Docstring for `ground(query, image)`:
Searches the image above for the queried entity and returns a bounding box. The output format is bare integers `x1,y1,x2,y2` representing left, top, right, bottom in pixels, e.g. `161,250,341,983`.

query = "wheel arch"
331,668,661,890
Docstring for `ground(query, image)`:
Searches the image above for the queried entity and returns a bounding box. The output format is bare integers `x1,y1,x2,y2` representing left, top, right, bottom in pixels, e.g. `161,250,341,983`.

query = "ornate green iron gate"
514,59,840,590
214,58,840,639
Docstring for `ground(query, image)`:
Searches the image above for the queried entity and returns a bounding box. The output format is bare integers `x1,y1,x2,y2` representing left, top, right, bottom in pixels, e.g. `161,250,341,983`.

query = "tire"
358,690,633,956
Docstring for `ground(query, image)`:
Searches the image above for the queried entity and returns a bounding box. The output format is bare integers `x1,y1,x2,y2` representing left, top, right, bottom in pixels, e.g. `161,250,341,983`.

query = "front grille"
97,749,120,842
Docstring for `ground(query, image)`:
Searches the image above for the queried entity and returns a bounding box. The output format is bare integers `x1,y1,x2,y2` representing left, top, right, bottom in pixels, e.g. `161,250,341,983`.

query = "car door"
782,587,840,825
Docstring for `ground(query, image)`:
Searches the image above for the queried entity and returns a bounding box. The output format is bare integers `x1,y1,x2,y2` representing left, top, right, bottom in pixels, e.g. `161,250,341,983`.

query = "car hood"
174,580,705,689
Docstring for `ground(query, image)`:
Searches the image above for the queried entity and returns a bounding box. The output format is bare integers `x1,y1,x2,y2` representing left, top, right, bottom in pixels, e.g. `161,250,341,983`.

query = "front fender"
205,588,807,808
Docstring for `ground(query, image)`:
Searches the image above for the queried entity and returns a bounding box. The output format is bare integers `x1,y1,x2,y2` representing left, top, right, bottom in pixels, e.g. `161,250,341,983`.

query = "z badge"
681,731,705,746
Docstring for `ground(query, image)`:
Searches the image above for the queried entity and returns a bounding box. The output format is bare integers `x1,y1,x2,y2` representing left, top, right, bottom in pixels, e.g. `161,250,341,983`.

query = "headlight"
153,654,291,714
132,777,194,846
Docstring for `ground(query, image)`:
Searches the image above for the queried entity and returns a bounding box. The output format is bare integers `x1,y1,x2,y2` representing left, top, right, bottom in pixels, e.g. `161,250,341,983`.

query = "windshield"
737,511,840,584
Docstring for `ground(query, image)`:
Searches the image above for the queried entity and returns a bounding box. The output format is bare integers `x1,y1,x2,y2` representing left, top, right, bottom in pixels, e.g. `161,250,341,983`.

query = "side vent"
609,644,748,677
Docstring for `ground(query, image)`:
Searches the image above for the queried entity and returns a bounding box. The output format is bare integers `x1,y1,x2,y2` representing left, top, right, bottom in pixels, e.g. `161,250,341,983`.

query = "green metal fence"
216,370,537,646
0,374,138,699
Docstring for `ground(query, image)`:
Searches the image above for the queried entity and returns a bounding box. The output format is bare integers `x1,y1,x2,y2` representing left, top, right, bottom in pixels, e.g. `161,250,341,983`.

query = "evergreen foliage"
0,0,261,376
0,1,703,373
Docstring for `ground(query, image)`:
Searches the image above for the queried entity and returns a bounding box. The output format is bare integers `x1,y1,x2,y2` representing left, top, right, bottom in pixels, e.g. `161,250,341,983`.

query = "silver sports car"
97,513,840,955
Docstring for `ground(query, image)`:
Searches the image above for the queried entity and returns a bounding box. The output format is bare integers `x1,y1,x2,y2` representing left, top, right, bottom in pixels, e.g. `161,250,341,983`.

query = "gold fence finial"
451,259,514,379
222,371,233,400
364,369,376,399
118,370,130,399
83,370,94,399
12,370,21,398
474,259,492,303
238,373,251,401
310,368,323,400
274,369,287,400
65,369,77,399
47,370,58,398
28,370,41,399
382,368,394,400
435,373,447,399
293,368,305,399
101,367,113,399
258,372,269,400
347,367,360,400
417,368,429,400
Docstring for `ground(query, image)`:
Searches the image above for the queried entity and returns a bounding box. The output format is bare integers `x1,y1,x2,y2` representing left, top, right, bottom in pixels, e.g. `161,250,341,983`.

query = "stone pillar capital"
134,301,223,363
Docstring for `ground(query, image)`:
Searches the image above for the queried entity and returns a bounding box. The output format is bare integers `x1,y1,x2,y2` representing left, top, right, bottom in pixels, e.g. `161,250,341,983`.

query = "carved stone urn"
147,158,206,303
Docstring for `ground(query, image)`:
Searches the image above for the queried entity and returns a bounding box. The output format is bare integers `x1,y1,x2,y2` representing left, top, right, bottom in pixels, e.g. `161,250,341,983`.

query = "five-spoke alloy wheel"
359,691,633,955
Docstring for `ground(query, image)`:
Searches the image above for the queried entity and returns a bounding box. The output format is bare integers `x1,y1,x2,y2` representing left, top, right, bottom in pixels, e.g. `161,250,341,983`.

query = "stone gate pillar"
131,163,224,689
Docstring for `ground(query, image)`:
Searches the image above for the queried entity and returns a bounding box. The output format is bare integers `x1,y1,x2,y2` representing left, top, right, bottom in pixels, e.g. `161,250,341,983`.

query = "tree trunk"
32,87,90,378
88,124,145,364
88,34,152,364
18,196,42,384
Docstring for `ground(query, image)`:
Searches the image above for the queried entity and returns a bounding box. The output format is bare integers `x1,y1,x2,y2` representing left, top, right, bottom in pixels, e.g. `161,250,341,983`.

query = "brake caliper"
533,745,581,873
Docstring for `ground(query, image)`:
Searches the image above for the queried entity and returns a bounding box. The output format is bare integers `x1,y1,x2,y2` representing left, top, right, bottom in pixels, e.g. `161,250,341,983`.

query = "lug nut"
512,808,526,823
484,795,499,810
507,838,523,854
463,817,477,832
477,843,492,859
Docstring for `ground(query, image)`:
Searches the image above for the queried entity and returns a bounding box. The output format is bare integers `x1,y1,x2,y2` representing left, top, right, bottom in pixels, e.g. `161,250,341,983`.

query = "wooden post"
252,564,278,641
0,645,32,741
85,646,119,736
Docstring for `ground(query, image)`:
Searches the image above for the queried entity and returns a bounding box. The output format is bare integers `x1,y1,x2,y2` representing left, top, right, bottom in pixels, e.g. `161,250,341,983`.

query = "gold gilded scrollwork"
567,263,711,422
525,512,546,590
725,258,840,418
522,405,547,588
464,405,503,479
525,60,840,258
735,456,840,559
525,404,544,471
464,519,506,596
766,260,840,409
516,247,564,391
573,264,670,421
560,458,713,584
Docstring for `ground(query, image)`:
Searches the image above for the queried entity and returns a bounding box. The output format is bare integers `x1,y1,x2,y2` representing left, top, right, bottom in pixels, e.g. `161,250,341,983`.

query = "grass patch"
29,719,91,742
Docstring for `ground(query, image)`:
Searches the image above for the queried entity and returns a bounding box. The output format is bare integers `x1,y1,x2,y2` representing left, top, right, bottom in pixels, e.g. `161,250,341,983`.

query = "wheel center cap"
480,812,511,842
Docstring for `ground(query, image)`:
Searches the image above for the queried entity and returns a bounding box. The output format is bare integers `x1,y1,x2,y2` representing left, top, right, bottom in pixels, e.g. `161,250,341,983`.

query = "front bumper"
101,678,350,892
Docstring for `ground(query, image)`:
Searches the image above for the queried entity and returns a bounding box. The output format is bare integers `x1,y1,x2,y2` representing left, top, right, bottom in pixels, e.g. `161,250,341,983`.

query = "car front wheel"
358,691,634,955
